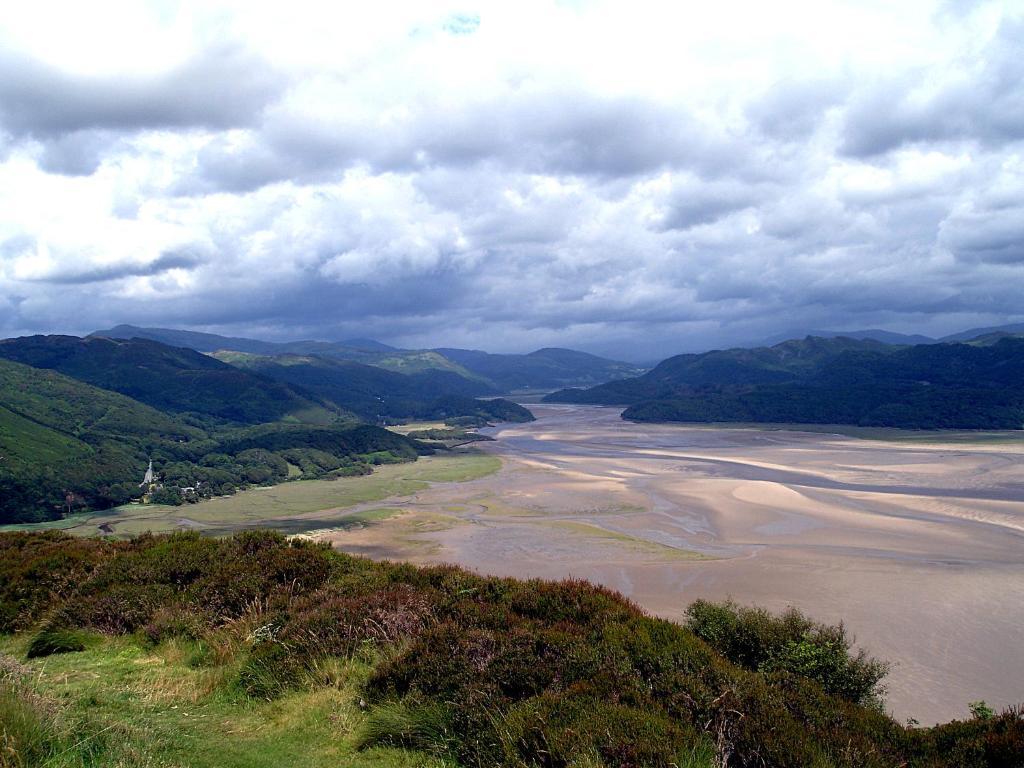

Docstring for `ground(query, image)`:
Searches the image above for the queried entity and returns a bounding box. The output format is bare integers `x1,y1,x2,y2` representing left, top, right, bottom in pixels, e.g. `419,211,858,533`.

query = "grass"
2,531,1021,767
0,634,450,768
2,452,502,539
0,513,94,533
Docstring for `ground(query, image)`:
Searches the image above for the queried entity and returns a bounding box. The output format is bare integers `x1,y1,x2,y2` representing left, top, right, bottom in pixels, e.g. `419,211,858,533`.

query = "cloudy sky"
0,0,1022,360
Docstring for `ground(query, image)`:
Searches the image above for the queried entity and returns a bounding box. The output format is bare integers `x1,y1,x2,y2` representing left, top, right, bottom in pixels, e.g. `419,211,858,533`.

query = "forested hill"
546,336,1024,429
0,357,429,524
213,352,492,416
92,325,644,392
0,335,338,425
434,346,646,391
92,325,484,382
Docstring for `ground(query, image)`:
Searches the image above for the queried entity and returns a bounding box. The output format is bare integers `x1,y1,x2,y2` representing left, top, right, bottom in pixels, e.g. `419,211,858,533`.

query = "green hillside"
93,325,486,384
212,351,533,424
0,359,198,523
90,325,644,393
1,530,1020,767
0,335,338,425
436,346,646,391
547,337,1024,429
0,358,427,525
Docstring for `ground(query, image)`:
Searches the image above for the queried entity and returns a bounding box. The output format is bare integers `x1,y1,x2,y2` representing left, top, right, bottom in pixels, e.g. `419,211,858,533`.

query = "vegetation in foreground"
1,531,1021,767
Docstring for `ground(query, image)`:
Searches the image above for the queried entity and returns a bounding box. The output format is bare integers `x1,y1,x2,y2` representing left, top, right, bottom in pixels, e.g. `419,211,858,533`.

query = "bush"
2,531,1022,768
685,599,889,707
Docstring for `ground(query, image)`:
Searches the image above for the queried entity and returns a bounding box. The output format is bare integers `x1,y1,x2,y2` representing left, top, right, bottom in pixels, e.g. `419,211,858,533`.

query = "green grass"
0,634,450,768
0,513,94,533
0,405,93,472
2,452,502,539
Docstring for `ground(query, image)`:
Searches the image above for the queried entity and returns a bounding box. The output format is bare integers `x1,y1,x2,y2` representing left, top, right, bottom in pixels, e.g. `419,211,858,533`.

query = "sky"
0,0,1022,361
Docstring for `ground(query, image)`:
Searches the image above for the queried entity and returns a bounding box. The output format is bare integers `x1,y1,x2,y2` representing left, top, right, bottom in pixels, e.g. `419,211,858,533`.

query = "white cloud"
0,0,1022,358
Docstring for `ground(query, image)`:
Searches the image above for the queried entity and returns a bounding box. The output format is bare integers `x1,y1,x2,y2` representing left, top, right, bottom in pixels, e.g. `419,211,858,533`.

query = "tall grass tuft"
357,700,454,756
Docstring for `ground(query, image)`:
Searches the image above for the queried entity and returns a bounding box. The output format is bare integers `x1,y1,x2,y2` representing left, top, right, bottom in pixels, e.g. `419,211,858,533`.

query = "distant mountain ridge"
93,325,399,355
757,322,1024,348
0,335,338,425
214,351,533,423
758,329,937,346
91,325,643,392
546,335,1024,429
434,346,645,391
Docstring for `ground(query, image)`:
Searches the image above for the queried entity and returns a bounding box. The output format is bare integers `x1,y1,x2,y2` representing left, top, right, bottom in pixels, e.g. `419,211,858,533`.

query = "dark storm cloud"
27,249,208,285
0,45,282,139
747,77,849,140
841,19,1024,156
659,181,761,230
180,92,739,195
941,208,1024,263
2,2,1023,359
35,130,118,176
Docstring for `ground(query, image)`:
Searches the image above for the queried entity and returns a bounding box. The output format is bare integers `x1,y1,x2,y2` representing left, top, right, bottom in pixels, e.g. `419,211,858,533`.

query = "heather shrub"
915,706,1024,768
143,602,209,644
0,531,109,632
685,599,889,707
2,531,1022,768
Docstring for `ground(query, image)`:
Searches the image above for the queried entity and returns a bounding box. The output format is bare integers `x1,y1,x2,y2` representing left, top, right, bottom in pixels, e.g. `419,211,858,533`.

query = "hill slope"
547,337,1024,429
0,335,337,424
211,352,534,424
0,355,427,524
435,346,645,391
92,325,481,381
91,326,642,392
1,530,1019,767
0,358,197,522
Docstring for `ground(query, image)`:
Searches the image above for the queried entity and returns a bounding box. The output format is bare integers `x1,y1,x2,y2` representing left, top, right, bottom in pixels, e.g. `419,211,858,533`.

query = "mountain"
547,336,1024,429
91,324,283,354
0,335,338,425
93,324,397,354
92,325,484,382
757,329,936,347
939,322,1024,344
212,351,536,423
93,326,642,392
548,337,892,404
0,357,197,522
0,353,430,524
434,346,646,391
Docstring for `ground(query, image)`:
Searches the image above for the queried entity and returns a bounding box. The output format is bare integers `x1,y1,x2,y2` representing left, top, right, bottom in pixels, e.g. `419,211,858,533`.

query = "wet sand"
316,404,1024,724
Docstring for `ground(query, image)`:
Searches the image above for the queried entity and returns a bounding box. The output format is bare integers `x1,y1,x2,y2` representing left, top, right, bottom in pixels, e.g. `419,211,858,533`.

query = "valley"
315,405,1024,725
14,402,1020,725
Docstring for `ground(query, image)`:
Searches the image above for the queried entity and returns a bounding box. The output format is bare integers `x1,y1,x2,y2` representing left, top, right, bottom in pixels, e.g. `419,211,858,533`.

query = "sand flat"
315,404,1024,725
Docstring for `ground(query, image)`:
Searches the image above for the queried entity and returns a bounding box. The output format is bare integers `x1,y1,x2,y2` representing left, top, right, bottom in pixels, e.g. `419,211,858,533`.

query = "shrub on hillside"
1,531,1021,768
685,599,889,707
